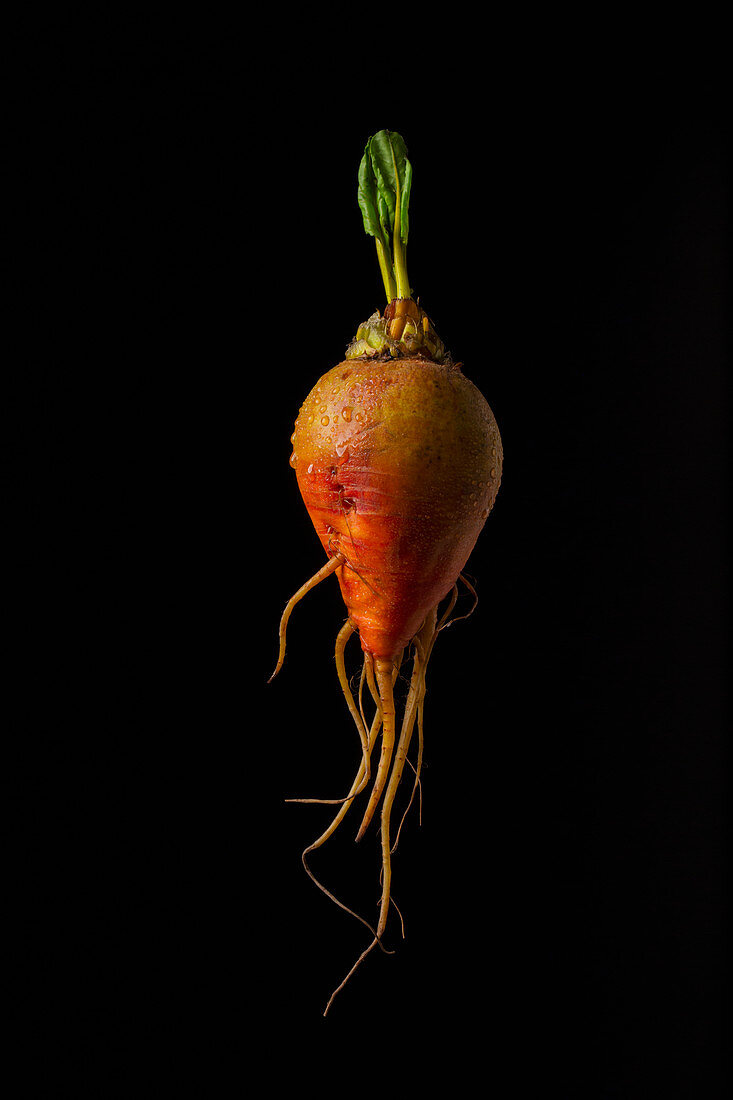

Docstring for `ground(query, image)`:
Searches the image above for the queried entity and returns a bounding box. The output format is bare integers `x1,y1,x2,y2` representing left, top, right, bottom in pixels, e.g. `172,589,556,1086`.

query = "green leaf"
367,130,411,244
357,130,413,301
357,144,390,252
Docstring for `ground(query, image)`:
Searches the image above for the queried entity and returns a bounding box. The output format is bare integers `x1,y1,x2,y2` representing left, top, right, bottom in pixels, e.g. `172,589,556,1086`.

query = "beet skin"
290,357,502,660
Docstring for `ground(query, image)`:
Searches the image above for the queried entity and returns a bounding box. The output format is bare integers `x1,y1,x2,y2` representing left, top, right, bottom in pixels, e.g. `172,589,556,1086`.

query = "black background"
17,26,727,1095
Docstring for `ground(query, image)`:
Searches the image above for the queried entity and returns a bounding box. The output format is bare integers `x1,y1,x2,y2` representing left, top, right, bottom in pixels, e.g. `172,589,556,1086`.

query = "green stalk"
390,144,411,300
392,212,410,300
357,130,413,304
376,238,398,302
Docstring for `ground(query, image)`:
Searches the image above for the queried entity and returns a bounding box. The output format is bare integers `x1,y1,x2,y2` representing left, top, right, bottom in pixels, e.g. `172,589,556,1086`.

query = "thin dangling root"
378,865,407,937
390,575,478,846
281,579,482,1014
392,593,456,850
334,619,371,795
358,657,368,732
295,654,404,952
284,619,371,805
376,608,438,940
389,578,479,855
390,894,406,939
437,582,459,631
354,657,397,842
391,641,429,853
301,852,388,957
386,636,427,854
302,678,382,851
441,572,478,631
395,575,476,834
298,675,394,957
268,553,345,682
322,615,436,1014
323,936,381,1017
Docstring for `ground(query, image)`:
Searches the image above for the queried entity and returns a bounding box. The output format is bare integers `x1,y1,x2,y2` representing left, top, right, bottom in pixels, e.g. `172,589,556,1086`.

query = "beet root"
290,356,503,661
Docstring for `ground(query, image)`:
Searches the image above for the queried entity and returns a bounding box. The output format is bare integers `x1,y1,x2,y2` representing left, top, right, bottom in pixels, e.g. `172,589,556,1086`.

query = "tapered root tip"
268,555,345,686
268,628,288,683
322,935,381,1016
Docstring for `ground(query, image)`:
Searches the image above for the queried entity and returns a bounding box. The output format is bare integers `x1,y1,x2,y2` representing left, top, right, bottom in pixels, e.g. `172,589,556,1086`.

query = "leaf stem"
390,143,411,300
376,238,398,302
392,222,410,300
